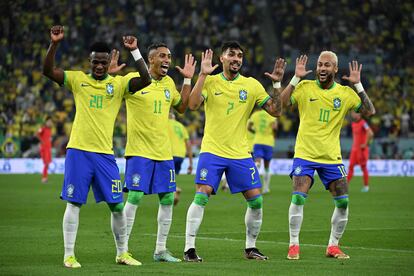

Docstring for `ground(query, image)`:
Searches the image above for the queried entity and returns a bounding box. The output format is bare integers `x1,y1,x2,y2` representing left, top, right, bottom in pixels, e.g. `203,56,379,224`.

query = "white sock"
155,204,173,254
124,202,138,240
111,211,128,256
263,169,270,191
328,207,349,246
63,202,80,259
289,203,304,245
255,160,261,171
245,207,262,248
184,202,205,251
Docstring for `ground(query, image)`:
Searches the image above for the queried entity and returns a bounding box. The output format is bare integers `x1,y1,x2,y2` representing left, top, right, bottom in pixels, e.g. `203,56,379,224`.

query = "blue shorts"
61,148,123,204
253,144,273,161
195,152,261,194
173,156,184,174
289,158,347,189
124,156,176,194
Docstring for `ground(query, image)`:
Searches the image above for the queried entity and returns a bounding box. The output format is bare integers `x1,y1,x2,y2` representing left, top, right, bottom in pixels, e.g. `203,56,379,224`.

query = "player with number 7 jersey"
184,41,285,262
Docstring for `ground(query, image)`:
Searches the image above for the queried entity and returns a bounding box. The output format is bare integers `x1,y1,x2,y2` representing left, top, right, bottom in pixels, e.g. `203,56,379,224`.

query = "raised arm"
342,61,376,117
122,36,151,92
262,58,287,117
188,49,218,110
43,25,65,85
280,55,313,107
174,54,197,113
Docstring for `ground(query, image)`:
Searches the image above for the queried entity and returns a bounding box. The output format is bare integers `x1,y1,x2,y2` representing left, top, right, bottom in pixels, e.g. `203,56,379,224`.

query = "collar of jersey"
316,79,336,90
88,73,109,81
220,72,240,82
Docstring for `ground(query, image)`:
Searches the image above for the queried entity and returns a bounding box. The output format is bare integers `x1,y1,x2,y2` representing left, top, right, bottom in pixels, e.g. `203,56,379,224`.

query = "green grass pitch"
0,174,413,275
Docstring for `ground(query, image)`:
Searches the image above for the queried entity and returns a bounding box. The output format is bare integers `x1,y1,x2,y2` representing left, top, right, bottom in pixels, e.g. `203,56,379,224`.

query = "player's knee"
291,192,308,205
159,192,174,205
193,192,209,207
108,202,124,212
247,195,263,209
127,190,144,205
334,196,349,209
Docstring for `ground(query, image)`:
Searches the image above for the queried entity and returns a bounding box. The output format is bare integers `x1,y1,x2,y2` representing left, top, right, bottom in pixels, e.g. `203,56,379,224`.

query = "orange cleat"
287,244,300,260
326,245,350,259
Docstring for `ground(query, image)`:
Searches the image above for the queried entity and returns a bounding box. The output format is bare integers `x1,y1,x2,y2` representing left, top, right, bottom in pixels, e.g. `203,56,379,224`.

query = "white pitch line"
143,234,414,254
186,227,414,235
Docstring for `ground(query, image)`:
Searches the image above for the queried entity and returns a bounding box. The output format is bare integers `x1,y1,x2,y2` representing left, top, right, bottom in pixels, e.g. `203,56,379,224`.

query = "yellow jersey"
64,71,129,154
246,119,255,152
168,119,189,158
291,80,361,163
124,74,181,160
201,73,270,158
250,109,276,147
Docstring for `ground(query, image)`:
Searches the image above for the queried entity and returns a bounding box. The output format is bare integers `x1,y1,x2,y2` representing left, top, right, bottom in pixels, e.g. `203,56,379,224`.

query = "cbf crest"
200,168,208,181
132,174,141,187
294,166,302,175
239,89,248,103
106,83,114,98
333,97,341,110
67,184,75,198
164,89,171,102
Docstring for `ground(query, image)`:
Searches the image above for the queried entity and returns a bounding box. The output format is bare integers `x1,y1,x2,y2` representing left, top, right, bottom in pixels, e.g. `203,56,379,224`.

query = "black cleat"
244,248,268,260
184,248,203,262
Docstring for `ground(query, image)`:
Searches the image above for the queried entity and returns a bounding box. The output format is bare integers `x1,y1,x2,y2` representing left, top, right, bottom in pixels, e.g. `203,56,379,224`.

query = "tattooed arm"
262,58,286,117
342,60,375,117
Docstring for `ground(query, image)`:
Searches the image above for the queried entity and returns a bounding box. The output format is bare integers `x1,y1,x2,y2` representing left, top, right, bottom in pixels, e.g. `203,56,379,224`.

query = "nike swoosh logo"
215,92,223,96
141,91,150,95
252,181,258,185
112,194,122,199
81,83,90,87
169,185,175,189
310,98,318,102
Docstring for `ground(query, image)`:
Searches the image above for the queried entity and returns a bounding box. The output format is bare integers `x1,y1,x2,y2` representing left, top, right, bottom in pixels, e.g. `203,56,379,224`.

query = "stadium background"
0,0,413,160
1,1,414,275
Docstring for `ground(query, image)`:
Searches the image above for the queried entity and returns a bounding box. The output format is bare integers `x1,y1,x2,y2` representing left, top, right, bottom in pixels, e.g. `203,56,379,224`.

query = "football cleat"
326,245,350,259
154,250,182,262
183,248,203,262
116,252,142,266
64,256,81,268
287,244,300,260
245,248,268,260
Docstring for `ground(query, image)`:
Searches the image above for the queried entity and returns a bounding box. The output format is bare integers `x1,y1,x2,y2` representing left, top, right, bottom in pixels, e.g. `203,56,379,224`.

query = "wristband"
183,78,191,85
130,49,142,61
289,76,300,87
273,82,281,89
354,82,364,93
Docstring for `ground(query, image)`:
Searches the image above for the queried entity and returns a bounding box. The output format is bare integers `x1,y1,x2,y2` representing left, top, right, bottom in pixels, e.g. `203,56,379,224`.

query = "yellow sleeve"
123,72,141,94
347,87,362,112
172,84,182,107
291,81,305,105
63,71,77,93
201,75,211,101
252,79,270,107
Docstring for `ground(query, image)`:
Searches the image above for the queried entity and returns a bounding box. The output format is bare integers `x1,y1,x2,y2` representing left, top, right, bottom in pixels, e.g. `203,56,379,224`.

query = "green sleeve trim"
354,102,362,112
258,96,271,107
290,96,296,105
173,98,182,107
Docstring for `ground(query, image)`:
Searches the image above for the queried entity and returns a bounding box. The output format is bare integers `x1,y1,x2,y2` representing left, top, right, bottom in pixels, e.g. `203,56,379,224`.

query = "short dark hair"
221,41,244,54
89,42,111,54
147,43,168,53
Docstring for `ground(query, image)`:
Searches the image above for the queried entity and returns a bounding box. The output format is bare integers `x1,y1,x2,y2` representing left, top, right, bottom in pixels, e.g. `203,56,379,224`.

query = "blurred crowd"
0,0,413,159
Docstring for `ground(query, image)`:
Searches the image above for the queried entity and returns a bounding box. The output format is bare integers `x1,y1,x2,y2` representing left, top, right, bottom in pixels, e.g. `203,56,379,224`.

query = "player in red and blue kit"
347,111,373,192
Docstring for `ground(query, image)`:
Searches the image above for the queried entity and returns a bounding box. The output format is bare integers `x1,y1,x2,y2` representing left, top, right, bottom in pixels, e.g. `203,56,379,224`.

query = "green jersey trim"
259,96,271,107
220,72,240,81
173,98,182,107
290,96,296,105
316,79,336,90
